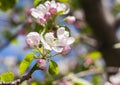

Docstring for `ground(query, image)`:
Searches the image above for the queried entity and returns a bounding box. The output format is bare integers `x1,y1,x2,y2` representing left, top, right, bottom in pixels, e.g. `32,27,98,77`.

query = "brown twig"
75,69,103,77
0,64,38,85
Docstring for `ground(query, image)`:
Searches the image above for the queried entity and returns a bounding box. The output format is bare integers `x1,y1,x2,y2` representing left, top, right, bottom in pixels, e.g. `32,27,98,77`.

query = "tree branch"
0,64,38,85
75,69,103,77
80,0,120,67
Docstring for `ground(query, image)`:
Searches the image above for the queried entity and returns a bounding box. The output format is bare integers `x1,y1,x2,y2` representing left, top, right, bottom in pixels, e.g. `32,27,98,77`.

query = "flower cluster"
26,0,75,71
26,27,75,54
30,0,68,24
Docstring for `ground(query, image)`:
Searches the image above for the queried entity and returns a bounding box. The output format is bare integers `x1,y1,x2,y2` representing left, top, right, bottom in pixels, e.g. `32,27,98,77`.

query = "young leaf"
48,60,59,75
19,53,34,75
0,71,14,82
0,0,17,11
58,0,69,3
34,0,41,7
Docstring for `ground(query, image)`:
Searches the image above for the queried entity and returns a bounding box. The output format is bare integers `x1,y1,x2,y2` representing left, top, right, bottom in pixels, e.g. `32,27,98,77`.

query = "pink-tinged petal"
26,32,40,47
66,37,75,45
52,47,63,53
62,45,71,54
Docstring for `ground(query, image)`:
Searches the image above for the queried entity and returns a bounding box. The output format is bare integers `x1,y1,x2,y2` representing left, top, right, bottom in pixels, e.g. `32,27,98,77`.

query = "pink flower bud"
39,18,46,24
37,59,46,70
62,46,71,54
44,12,51,20
27,18,33,24
85,57,93,65
49,7,57,15
26,32,40,47
65,16,76,24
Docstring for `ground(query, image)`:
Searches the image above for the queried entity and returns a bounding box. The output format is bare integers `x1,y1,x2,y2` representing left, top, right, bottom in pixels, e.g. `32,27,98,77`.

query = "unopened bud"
37,59,46,70
49,7,57,15
44,12,51,20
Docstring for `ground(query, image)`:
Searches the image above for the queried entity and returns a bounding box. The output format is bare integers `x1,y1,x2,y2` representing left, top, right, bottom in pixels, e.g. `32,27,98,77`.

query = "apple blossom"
41,32,63,52
37,58,46,70
40,27,75,53
26,32,40,47
49,0,68,14
54,27,75,54
65,16,76,24
30,0,68,24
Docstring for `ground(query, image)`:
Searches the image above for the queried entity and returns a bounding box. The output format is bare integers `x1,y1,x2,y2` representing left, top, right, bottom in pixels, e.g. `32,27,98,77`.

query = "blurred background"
0,0,120,85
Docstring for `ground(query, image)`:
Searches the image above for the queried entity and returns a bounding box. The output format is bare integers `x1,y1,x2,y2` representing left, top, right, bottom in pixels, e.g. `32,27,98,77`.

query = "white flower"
54,27,75,54
26,32,40,47
40,27,75,53
65,16,76,24
49,0,69,14
110,73,120,84
41,32,63,52
30,0,69,23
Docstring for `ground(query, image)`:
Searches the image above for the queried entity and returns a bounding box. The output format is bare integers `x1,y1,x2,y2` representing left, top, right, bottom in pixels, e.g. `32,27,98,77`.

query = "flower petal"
66,37,75,45
57,27,65,39
45,32,55,44
40,34,51,50
53,40,64,46
52,47,63,53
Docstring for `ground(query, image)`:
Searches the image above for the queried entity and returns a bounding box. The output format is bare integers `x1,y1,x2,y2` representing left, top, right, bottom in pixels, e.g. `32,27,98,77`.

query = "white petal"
45,32,55,44
37,4,47,13
53,40,64,46
57,27,65,39
52,47,63,53
50,0,57,8
64,31,69,38
40,34,51,50
31,11,40,18
66,37,75,45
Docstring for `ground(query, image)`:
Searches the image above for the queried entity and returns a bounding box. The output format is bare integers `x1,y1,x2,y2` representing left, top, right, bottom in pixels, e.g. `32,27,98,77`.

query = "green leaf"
34,0,41,7
58,0,69,3
0,0,17,11
11,38,19,45
48,60,59,75
0,71,14,82
19,53,35,75
89,51,102,60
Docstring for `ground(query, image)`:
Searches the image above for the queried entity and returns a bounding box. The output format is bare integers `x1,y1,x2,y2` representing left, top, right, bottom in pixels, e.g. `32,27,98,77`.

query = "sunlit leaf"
34,0,41,7
0,0,17,11
89,51,102,60
48,60,59,75
0,71,14,82
58,0,69,3
19,53,34,75
11,39,19,45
